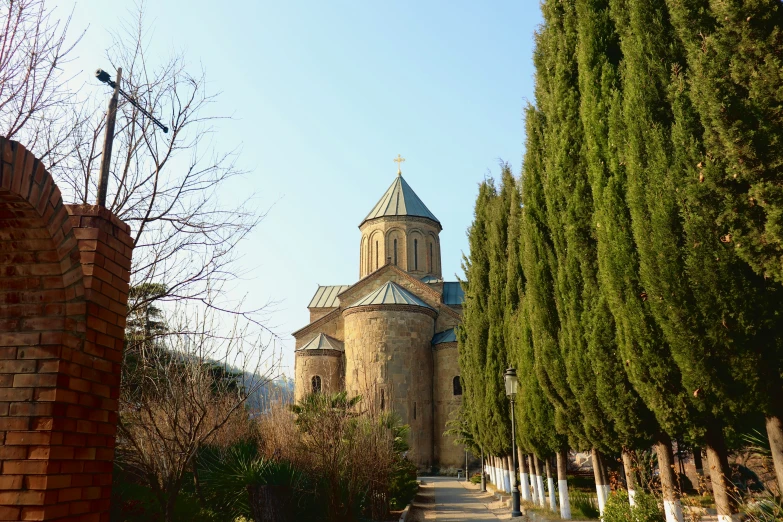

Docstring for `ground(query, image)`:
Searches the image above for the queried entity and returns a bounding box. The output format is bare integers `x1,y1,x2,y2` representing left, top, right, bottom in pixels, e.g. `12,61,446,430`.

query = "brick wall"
0,139,132,521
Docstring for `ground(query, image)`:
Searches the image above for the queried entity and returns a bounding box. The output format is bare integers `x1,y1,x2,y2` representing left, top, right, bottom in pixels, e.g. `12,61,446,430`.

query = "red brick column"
0,138,132,521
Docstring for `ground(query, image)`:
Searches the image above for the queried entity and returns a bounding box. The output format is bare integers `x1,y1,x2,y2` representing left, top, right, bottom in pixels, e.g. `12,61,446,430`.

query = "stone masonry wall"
338,266,442,312
293,313,343,349
294,350,344,403
343,306,435,468
359,216,441,279
0,139,131,521
433,342,463,467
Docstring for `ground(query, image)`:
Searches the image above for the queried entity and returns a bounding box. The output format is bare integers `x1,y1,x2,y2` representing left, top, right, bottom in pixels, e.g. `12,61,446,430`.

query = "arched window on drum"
312,375,322,394
453,376,463,396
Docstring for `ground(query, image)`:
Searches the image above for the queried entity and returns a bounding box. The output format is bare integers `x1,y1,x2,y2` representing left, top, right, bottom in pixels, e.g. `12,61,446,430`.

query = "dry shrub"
255,393,416,522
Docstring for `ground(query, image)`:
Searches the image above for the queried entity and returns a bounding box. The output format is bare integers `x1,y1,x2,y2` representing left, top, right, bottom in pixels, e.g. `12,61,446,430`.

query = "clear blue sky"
59,1,543,375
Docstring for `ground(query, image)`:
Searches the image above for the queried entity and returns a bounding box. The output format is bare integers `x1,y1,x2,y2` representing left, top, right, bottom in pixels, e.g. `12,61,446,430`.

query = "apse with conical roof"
359,168,442,279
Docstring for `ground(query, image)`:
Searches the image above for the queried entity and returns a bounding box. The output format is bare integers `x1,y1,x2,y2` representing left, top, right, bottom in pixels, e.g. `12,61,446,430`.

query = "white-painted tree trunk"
657,437,685,522
534,455,546,507
518,446,531,502
545,457,557,512
664,500,685,522
528,455,540,506
557,450,571,520
558,479,571,519
592,449,608,515
622,449,637,507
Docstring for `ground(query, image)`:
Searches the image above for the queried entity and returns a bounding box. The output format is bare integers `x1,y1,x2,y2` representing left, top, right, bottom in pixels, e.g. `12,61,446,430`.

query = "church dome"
360,174,440,227
347,281,433,310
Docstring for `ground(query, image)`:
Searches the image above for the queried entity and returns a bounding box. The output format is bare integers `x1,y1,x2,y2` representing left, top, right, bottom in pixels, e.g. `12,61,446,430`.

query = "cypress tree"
575,0,692,514
504,164,568,510
519,101,576,517
606,2,706,519
613,0,783,518
520,103,583,444
669,1,783,286
521,3,588,456
483,169,516,458
574,0,662,458
457,181,495,457
536,1,635,512
665,0,783,495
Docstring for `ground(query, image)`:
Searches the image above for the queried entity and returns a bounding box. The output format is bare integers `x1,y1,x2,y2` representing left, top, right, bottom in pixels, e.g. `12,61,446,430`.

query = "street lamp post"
94,68,168,208
505,367,522,518
481,447,487,492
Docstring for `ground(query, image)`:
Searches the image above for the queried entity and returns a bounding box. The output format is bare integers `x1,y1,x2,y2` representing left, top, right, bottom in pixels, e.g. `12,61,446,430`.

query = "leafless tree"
2,0,267,328
0,0,87,166
117,300,278,522
2,2,282,517
53,5,266,327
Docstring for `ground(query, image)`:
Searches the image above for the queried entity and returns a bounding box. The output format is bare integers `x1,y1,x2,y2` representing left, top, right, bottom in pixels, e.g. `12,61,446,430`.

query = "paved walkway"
411,477,511,521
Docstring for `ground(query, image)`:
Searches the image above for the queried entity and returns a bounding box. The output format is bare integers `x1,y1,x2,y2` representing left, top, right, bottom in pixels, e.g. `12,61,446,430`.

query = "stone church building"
292,164,465,469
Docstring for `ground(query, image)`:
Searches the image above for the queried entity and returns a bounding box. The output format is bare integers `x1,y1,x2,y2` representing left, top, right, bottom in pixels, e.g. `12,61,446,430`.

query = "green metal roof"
348,281,434,310
432,329,457,345
442,282,464,305
297,333,345,352
361,174,440,226
308,285,350,308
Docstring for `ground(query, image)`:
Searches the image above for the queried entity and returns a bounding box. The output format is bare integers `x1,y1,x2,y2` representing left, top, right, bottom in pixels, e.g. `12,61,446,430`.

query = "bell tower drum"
359,157,442,280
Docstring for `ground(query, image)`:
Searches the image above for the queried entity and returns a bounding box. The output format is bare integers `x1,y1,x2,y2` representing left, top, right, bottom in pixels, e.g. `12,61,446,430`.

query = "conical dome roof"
297,333,344,352
361,175,440,227
348,281,433,310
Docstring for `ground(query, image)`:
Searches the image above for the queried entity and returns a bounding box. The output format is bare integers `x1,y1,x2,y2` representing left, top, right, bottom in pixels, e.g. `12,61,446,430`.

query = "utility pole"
94,67,167,208
97,68,122,207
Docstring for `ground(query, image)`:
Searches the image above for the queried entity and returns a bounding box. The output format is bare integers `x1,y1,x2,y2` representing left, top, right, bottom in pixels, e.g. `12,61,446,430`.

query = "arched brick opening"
0,139,132,522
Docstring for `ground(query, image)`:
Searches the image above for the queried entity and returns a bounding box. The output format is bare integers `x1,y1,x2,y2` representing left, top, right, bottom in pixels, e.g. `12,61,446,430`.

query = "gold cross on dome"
394,154,405,175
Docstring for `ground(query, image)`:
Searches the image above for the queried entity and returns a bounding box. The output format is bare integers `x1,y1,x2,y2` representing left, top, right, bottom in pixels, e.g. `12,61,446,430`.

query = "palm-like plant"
197,442,301,520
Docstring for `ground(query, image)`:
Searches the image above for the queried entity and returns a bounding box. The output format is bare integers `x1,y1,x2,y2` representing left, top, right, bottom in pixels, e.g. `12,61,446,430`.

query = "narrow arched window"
453,376,462,396
375,240,379,269
413,402,417,420
429,242,433,272
380,389,385,410
312,375,322,394
393,239,398,265
414,239,418,270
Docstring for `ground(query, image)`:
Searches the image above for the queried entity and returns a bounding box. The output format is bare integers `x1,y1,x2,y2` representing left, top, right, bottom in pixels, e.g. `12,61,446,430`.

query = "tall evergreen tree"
520,105,582,445
610,2,712,518
521,7,589,456
536,1,633,511
483,169,516,456
612,0,783,518
458,182,496,455
669,1,783,286
575,1,693,514
665,0,783,494
504,165,568,508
